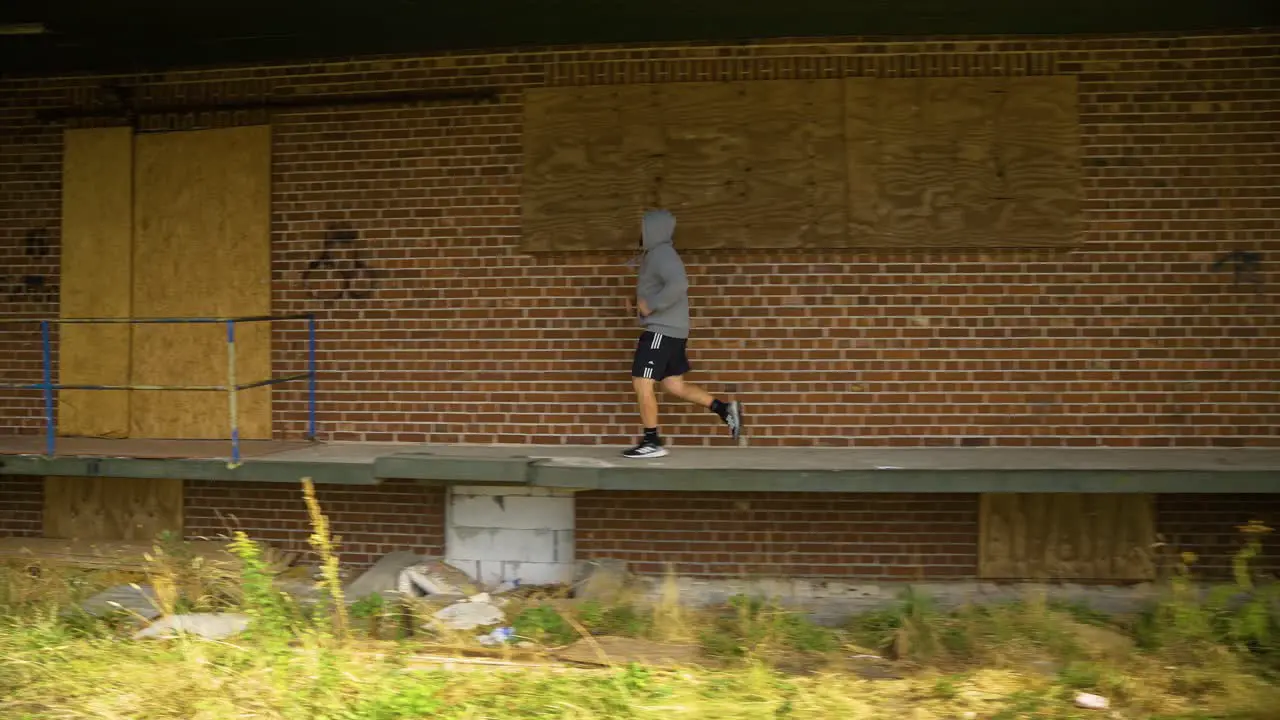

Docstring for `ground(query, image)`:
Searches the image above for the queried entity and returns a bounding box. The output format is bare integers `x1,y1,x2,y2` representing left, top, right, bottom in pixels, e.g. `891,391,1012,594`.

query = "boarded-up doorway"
48,125,272,541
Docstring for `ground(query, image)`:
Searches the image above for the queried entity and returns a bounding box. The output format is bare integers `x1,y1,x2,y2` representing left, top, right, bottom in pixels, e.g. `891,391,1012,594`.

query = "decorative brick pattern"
0,31,1277,448
575,491,981,578
0,476,43,537
183,479,445,568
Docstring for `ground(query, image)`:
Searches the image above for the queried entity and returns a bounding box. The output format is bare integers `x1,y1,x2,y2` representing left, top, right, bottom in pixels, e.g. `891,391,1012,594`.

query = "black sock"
643,427,660,444
709,399,729,420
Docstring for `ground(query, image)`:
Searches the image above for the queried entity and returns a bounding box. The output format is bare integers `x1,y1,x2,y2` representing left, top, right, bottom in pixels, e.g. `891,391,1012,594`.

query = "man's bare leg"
632,376,660,428
660,375,713,408
626,376,669,458
662,375,744,441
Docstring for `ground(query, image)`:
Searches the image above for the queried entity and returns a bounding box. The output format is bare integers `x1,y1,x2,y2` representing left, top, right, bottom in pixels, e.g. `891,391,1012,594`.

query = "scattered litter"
1074,692,1110,710
469,592,491,604
962,713,978,720
492,580,520,594
847,653,882,660
78,584,161,620
400,560,478,598
433,601,505,631
344,551,434,601
874,466,902,470
476,626,515,646
134,613,250,641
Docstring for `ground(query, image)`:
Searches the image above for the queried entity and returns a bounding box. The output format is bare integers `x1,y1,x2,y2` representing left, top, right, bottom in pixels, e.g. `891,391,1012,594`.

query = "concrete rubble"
432,597,506,631
134,613,251,641
77,584,162,620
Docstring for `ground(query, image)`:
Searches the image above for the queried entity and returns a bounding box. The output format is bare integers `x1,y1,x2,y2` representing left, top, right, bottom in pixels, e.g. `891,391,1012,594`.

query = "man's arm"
640,247,688,315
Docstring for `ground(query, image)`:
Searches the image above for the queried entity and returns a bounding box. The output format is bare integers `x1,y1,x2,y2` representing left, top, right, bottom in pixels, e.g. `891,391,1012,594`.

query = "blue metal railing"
0,314,317,466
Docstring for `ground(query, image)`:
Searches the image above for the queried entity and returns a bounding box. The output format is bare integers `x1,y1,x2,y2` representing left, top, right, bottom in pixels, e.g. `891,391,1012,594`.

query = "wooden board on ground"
978,493,1156,581
845,76,1080,248
555,636,703,668
43,477,184,541
59,127,134,437
130,125,272,440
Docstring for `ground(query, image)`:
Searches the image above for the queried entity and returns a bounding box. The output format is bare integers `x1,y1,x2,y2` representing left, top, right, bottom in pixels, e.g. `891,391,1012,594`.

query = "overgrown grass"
2,485,1278,719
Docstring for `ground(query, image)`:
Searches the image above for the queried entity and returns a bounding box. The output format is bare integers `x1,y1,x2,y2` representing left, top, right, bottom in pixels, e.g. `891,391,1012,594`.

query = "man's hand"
636,298,651,317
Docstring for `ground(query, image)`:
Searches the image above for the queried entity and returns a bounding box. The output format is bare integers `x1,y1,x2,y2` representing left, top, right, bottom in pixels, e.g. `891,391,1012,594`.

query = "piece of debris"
555,636,702,668
476,626,515,646
492,580,520,594
133,613,251,641
433,601,505,631
400,560,478,598
78,584,161,620
343,551,434,602
573,558,631,603
1074,692,1110,710
275,579,323,603
469,592,491,604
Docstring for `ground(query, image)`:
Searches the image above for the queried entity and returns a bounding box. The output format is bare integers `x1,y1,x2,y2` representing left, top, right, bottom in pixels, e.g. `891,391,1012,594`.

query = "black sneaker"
622,440,669,459
724,401,744,441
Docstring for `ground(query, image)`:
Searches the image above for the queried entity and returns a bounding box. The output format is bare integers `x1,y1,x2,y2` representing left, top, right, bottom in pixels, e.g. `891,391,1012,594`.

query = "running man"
623,209,742,459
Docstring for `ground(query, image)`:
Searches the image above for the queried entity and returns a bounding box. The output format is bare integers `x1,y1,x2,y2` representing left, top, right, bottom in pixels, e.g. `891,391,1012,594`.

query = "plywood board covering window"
521,77,1079,251
59,127,134,437
978,493,1156,581
43,477,183,542
130,126,272,440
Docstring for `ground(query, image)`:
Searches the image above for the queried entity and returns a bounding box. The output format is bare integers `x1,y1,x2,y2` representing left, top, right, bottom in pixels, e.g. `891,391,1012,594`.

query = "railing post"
226,320,240,466
40,320,54,456
307,314,317,440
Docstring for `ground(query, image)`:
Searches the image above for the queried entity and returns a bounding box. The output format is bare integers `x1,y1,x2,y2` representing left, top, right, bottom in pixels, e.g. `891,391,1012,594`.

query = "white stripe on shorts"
643,367,653,379
651,333,663,350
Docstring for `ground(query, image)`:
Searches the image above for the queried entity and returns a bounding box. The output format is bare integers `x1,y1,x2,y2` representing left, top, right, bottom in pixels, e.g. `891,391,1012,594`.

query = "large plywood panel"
43,477,183,541
521,85,662,252
979,493,1155,581
740,79,847,249
653,82,749,249
131,126,272,440
59,127,134,437
846,76,1080,248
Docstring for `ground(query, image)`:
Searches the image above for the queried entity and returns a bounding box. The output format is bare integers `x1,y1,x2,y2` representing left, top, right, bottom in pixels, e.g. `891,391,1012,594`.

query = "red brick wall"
183,480,445,568
0,30,1277,447
576,491,981,578
1157,494,1280,578
0,476,43,538
577,491,1280,580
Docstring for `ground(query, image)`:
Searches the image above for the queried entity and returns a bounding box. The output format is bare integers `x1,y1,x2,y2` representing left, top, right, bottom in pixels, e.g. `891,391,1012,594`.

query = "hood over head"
641,209,676,251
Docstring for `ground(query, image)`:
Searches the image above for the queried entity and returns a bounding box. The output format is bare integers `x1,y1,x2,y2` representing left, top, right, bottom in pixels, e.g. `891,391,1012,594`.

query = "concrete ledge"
4,441,1278,493
375,451,533,485
0,455,381,485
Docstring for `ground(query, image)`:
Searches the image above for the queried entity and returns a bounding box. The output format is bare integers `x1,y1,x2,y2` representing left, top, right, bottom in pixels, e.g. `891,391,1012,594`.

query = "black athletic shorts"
631,331,691,381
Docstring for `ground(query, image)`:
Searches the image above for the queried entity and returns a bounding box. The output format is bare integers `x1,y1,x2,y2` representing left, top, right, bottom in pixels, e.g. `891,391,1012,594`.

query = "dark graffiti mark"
25,227,51,257
300,225,382,306
1212,250,1263,289
3,274,58,306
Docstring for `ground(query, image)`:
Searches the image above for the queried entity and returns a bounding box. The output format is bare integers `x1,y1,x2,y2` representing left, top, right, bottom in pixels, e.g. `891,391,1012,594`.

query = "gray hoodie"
636,209,690,339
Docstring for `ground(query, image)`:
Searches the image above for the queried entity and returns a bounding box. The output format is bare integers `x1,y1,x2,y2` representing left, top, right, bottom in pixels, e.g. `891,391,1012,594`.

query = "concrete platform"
1,436,1277,492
